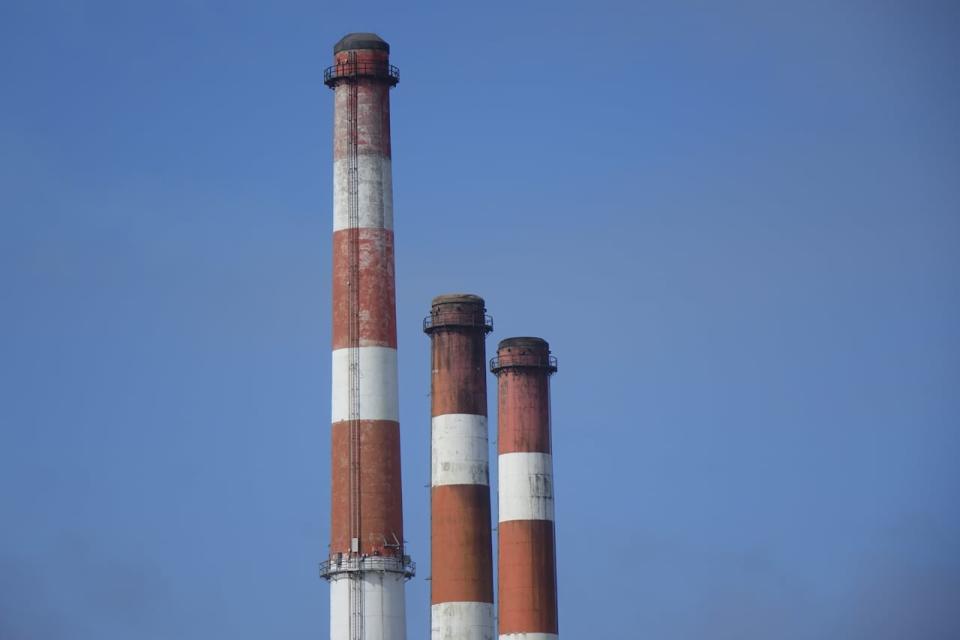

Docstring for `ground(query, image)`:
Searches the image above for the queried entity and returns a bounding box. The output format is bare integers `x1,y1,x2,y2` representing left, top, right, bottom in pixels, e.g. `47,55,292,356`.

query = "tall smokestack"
320,33,413,640
491,338,559,640
424,295,495,640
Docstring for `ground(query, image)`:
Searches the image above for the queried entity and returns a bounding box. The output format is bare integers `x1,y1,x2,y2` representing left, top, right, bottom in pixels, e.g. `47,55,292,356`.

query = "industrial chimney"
320,33,413,640
491,338,559,640
424,295,495,639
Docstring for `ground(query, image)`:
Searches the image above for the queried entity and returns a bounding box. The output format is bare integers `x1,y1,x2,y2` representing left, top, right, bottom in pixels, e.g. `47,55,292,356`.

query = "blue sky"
1,1,958,638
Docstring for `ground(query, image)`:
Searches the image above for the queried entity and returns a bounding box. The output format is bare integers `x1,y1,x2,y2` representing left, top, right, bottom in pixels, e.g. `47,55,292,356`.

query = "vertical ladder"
346,50,365,640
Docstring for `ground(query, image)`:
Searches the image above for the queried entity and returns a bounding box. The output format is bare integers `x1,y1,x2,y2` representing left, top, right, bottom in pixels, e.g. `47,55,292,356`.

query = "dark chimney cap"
498,337,549,350
334,33,390,54
431,293,485,307
491,336,556,374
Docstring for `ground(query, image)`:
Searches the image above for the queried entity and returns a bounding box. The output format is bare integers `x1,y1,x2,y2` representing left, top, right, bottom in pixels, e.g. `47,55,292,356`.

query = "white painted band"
331,346,399,423
497,452,554,523
499,634,559,640
431,602,494,640
432,414,489,487
333,156,393,231
330,570,408,640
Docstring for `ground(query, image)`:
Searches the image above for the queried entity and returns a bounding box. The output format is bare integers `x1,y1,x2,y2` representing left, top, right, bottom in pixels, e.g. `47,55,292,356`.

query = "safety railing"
319,554,416,580
423,312,494,333
490,353,558,374
323,62,400,87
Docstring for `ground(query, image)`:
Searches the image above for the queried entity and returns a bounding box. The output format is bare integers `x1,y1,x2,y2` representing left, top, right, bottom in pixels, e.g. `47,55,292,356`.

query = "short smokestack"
424,294,495,639
491,337,559,640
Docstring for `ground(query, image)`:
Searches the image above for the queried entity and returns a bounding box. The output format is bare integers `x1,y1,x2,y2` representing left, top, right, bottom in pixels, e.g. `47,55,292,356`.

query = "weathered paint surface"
493,338,559,639
333,156,393,230
432,484,494,602
426,295,494,635
429,320,488,416
431,602,495,640
331,570,408,640
497,452,554,522
330,419,403,555
431,414,489,486
332,228,396,349
331,346,399,423
327,34,407,640
496,372,551,454
497,520,559,635
332,50,392,159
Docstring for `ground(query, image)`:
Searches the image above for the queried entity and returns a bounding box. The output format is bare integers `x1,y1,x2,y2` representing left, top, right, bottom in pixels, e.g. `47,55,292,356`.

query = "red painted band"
430,328,488,417
498,519,559,634
431,484,494,604
497,371,552,455
332,228,397,350
330,419,404,557
333,77,392,159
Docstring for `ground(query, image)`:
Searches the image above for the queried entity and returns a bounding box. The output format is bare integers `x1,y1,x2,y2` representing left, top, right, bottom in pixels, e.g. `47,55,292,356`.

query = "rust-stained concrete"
330,419,404,556
427,295,495,639
493,337,559,639
498,520,560,635
325,32,407,640
332,228,396,349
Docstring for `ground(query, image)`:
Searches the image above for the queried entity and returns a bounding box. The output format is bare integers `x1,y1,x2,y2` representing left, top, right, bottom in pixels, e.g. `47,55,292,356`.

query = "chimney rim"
431,293,486,307
334,32,390,54
498,336,550,351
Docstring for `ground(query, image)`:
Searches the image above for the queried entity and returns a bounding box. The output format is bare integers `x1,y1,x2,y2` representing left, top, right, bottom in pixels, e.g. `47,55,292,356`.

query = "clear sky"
1,1,958,638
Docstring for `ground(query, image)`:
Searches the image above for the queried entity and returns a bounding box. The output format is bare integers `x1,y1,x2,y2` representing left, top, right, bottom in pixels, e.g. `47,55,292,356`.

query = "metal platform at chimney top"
319,554,416,580
423,312,494,334
323,62,400,88
490,353,558,374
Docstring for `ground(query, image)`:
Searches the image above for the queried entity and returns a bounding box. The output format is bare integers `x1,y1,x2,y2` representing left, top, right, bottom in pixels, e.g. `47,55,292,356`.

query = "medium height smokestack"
320,33,413,640
424,295,495,640
491,338,559,640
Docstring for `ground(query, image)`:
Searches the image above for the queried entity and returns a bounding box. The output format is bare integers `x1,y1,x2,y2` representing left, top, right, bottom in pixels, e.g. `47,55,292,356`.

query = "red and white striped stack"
491,338,559,640
322,32,411,640
424,295,495,640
